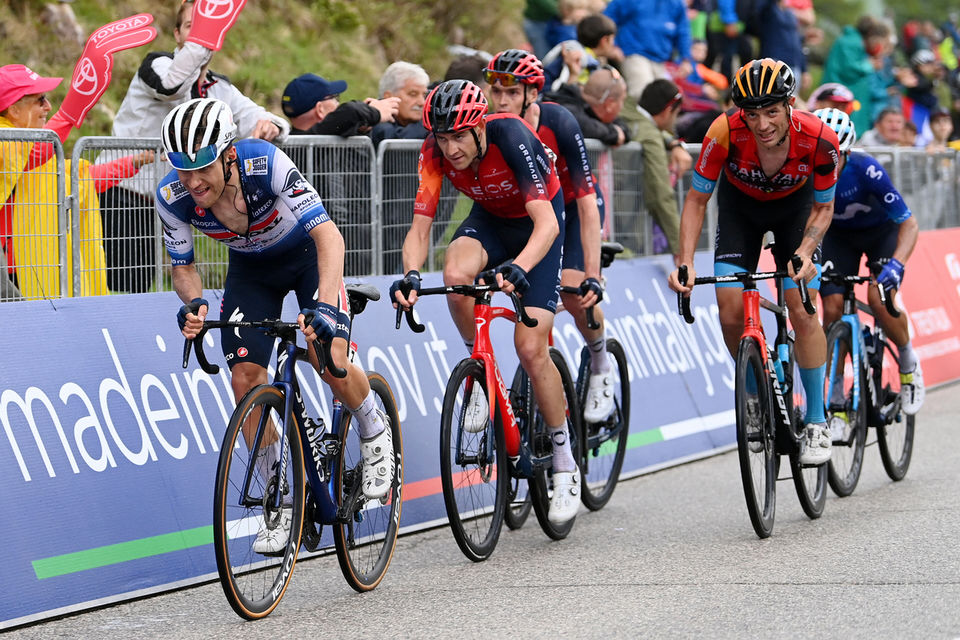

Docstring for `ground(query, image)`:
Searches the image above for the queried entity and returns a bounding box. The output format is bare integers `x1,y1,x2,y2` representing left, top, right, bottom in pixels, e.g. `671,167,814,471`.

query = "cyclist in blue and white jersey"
814,107,924,416
156,98,394,553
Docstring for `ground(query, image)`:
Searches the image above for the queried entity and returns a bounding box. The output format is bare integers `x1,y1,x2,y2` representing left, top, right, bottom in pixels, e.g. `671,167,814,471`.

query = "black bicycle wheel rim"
579,338,630,511
824,322,867,497
876,340,915,480
334,373,403,591
504,364,533,530
439,358,507,561
735,338,777,538
213,385,304,619
786,334,828,520
529,348,583,540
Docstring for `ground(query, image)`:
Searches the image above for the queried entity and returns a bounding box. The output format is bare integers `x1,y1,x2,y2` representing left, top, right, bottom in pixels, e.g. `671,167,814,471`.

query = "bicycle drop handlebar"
558,285,601,330
394,281,539,333
820,267,900,318
181,318,347,378
677,255,817,324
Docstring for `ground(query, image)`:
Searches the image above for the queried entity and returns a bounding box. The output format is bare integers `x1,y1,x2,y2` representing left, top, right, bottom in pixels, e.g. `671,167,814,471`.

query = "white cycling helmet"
814,107,857,153
161,98,237,170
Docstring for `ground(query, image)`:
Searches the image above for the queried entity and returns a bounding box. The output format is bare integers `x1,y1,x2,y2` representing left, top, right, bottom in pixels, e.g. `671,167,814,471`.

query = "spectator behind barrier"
100,0,289,294
546,66,631,147
370,61,430,148
542,12,622,92
859,107,905,146
283,73,398,136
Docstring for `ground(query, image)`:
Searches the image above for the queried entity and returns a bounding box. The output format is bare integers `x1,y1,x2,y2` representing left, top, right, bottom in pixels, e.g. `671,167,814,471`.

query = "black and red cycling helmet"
731,58,796,110
422,79,488,134
485,49,546,91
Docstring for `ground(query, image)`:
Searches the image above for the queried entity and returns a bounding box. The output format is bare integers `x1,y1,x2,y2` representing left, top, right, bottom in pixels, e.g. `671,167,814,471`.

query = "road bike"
678,256,827,538
183,284,403,619
821,270,915,493
397,279,582,561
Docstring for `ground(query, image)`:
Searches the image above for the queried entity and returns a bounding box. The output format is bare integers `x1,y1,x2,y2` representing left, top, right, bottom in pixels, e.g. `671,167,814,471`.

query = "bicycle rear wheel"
334,372,404,592
824,322,867,497
439,358,508,561
529,348,583,540
213,384,305,620
735,338,777,538
504,365,533,530
876,339,915,480
787,339,828,520
577,339,630,511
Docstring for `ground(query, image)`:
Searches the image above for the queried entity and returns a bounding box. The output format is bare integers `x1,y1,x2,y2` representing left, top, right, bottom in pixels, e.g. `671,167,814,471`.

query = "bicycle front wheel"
213,384,305,620
578,338,630,511
824,321,867,497
439,358,508,561
504,364,533,531
876,339,916,480
334,372,404,592
529,348,583,540
735,337,777,538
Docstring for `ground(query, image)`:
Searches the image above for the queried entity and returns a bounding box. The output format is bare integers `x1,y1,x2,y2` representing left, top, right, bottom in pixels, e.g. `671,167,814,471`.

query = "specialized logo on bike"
196,0,236,20
282,168,310,197
70,58,98,96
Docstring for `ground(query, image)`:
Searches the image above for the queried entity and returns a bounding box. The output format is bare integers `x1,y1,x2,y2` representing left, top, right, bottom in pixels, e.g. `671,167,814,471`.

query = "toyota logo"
196,0,235,20
92,15,150,45
71,58,99,96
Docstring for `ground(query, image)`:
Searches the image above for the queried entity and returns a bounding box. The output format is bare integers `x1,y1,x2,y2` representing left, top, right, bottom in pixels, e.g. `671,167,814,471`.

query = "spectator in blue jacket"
604,0,693,102
755,0,808,92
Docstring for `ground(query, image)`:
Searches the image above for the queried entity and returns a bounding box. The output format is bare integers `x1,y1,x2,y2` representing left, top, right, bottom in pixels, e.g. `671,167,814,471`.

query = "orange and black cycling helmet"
485,49,546,91
422,79,488,134
731,58,797,110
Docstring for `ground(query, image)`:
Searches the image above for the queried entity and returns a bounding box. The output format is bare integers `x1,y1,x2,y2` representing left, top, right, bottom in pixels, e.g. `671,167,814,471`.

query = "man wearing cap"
629,78,689,263
283,73,398,137
807,82,860,115
100,0,289,294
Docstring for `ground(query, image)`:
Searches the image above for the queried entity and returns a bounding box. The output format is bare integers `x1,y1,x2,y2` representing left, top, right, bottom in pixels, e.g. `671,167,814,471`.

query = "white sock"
464,339,474,354
549,424,576,473
899,341,917,374
351,390,385,440
255,441,280,484
587,336,611,374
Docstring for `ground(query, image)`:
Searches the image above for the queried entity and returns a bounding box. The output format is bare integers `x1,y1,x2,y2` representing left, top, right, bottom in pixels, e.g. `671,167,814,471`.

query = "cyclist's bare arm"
576,192,602,282
893,215,919,264
669,187,711,294
172,263,207,338
793,200,834,282
395,213,434,307
310,221,345,308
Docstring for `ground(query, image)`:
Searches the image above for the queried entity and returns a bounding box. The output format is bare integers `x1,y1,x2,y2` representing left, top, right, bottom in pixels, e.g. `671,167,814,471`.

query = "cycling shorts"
819,220,899,297
219,241,350,369
450,191,565,312
713,174,821,289
561,185,606,272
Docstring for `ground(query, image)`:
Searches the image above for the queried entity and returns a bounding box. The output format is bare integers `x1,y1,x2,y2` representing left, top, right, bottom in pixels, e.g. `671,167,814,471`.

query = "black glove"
177,297,208,331
578,277,603,302
389,270,421,306
301,301,339,343
497,263,530,296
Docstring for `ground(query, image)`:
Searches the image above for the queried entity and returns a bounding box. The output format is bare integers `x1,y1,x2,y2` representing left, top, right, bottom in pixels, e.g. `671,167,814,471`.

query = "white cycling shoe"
462,384,489,433
900,362,925,416
799,423,832,465
360,414,395,501
253,507,293,555
583,372,615,423
548,468,581,525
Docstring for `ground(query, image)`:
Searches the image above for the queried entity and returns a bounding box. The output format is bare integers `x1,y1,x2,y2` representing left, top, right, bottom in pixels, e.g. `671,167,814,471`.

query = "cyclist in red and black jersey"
667,58,841,466
390,80,582,525
485,48,615,425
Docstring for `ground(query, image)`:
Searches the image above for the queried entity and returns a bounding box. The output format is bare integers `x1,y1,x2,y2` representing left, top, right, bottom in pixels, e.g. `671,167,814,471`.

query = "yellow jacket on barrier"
1,116,108,299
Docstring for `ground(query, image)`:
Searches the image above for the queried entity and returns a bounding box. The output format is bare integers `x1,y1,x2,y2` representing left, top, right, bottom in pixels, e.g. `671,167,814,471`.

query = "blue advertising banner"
0,252,736,628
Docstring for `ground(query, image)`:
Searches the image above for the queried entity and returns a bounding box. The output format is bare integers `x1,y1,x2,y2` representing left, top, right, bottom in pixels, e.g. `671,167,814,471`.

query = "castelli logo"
71,58,99,96
237,347,248,357
197,0,235,20
92,15,151,44
195,207,206,216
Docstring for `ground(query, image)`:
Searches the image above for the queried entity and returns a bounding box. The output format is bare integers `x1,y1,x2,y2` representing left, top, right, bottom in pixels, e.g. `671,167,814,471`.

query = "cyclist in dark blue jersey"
815,107,924,416
156,98,395,553
485,48,616,425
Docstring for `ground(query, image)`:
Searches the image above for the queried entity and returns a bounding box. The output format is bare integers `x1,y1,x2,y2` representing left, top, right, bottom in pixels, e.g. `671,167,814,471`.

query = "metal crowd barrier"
0,130,956,302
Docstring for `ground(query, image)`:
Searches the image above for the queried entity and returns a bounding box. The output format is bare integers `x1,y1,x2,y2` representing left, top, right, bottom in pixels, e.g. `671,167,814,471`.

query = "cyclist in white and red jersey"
390,80,581,525
156,98,394,554
485,48,615,425
667,59,841,465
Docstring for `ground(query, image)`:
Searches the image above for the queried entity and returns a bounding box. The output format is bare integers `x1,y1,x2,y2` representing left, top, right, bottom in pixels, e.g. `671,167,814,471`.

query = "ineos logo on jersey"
196,0,235,20
71,58,98,96
282,168,310,197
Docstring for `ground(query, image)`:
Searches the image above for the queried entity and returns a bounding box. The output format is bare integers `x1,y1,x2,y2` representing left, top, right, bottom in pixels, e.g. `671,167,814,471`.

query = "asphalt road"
10,385,960,639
